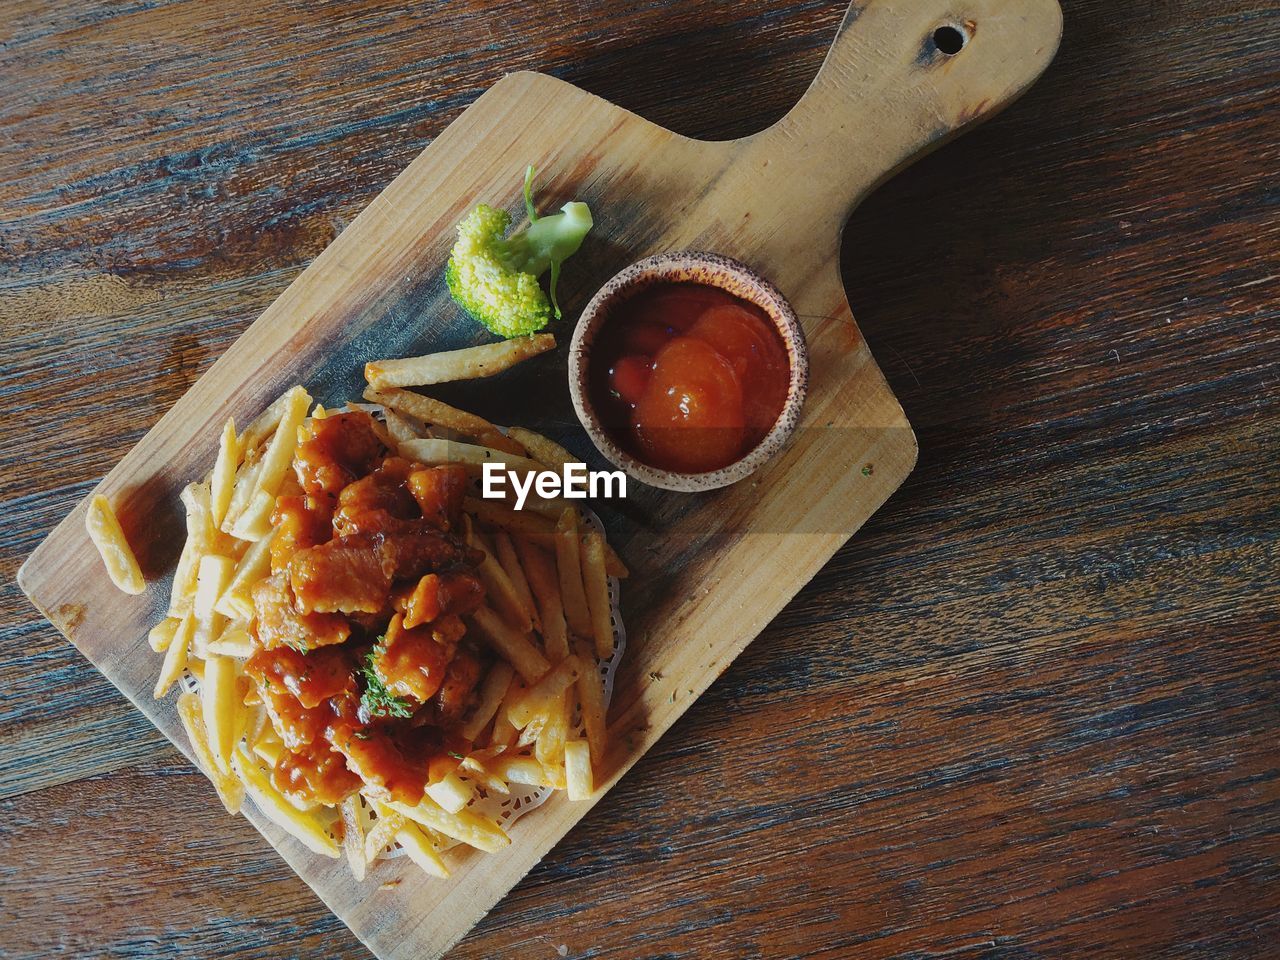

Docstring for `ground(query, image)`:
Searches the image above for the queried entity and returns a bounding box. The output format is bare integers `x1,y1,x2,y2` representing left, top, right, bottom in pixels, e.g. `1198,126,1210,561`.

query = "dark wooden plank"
2,0,1278,957
4,597,1277,957
0,757,364,959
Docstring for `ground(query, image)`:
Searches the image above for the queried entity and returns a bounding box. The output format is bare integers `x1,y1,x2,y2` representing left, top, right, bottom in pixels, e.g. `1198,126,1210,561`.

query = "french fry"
460,743,506,763
251,708,281,746
564,739,594,801
228,488,275,543
233,748,340,858
573,638,608,770
460,661,515,742
498,489,572,521
365,333,556,389
365,386,524,455
209,418,241,527
208,622,255,659
503,669,529,706
171,482,214,616
487,703,518,750
534,692,569,787
220,455,262,529
253,735,285,769
220,459,262,534
554,509,592,638
363,801,406,862
466,525,532,633
493,531,539,632
192,554,234,656
424,772,474,815
557,516,629,579
505,426,576,472
571,514,628,580
459,756,510,796
362,408,398,451
464,497,557,545
251,385,311,501
85,494,145,595
154,612,194,698
176,692,244,815
602,541,629,580
516,713,543,749
193,554,234,617
201,655,239,775
381,405,421,445
516,540,568,662
395,821,451,878
400,438,545,477
581,532,614,658
242,700,269,747
507,656,581,730
385,798,510,853
340,796,368,881
239,389,291,453
227,386,305,540
484,430,628,577
214,529,275,620
148,617,180,653
564,512,629,580
495,678,529,748
488,753,554,787
470,607,549,684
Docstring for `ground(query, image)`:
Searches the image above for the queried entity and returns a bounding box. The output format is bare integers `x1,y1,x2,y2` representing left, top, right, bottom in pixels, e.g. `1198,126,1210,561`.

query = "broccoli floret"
444,166,593,338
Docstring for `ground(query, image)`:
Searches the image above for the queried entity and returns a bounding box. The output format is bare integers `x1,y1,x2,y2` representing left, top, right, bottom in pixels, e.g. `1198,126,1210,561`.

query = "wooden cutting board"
18,1,1061,956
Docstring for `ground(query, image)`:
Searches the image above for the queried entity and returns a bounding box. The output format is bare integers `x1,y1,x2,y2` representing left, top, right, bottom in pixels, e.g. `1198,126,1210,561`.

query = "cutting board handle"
744,0,1062,226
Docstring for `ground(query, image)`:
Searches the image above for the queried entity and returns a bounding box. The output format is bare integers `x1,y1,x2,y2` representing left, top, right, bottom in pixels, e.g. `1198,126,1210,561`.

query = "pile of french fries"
84,335,629,881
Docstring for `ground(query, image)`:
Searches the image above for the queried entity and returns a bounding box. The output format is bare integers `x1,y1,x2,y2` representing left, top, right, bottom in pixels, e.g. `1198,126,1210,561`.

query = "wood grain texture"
18,1,1067,953
2,0,1277,958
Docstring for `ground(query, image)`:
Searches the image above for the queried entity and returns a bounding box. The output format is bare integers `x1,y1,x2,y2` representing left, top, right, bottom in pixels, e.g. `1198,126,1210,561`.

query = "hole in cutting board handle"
932,23,969,55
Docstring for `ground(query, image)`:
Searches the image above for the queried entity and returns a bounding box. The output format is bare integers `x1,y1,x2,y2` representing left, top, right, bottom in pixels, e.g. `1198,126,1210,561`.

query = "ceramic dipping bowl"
568,251,809,493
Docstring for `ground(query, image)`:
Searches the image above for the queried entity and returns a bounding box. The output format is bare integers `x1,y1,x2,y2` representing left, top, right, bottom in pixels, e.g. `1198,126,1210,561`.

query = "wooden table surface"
2,0,1276,957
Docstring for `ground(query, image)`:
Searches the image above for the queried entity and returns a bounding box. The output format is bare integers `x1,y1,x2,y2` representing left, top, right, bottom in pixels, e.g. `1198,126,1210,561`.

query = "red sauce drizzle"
241,411,489,809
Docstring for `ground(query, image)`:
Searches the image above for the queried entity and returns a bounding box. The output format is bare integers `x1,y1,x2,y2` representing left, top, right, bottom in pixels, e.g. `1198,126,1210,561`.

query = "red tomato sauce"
243,410,490,809
589,282,790,473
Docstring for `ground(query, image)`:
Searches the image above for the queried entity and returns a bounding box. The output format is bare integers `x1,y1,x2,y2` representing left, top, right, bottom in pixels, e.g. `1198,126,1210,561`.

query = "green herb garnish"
359,642,414,720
